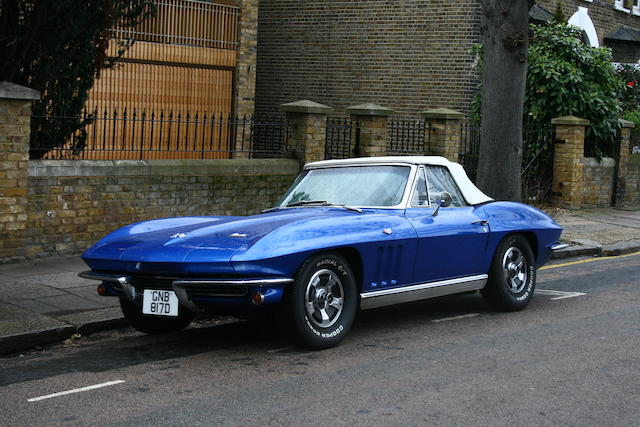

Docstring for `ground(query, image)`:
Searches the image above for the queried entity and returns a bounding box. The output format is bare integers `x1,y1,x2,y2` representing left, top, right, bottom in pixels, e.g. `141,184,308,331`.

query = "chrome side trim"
551,243,569,251
172,278,294,286
360,274,488,310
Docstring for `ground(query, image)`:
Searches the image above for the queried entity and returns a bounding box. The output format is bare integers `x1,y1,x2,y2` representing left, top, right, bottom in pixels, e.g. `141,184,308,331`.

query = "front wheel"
482,235,536,311
120,297,196,334
287,253,357,350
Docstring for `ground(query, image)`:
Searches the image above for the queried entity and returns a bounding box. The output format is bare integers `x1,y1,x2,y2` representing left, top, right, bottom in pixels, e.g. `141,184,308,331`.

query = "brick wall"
0,159,299,263
628,154,640,203
256,1,640,117
256,0,481,116
236,0,259,118
582,157,616,207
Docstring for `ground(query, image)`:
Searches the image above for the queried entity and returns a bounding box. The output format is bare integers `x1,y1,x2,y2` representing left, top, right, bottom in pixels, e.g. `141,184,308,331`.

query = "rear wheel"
287,253,357,349
120,297,196,334
482,235,536,311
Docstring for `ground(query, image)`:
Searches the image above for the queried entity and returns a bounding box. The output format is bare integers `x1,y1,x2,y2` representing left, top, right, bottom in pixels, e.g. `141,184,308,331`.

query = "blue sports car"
79,156,566,349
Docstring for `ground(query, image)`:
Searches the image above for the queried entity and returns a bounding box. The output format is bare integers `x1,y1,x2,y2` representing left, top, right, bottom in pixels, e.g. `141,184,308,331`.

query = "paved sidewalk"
0,206,638,355
552,205,640,258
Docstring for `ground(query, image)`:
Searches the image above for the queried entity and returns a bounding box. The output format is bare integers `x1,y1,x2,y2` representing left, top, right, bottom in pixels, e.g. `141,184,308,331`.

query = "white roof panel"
305,156,493,205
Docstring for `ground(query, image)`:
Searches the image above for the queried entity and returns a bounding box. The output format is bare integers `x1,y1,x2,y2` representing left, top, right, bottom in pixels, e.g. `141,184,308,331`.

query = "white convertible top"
305,156,494,206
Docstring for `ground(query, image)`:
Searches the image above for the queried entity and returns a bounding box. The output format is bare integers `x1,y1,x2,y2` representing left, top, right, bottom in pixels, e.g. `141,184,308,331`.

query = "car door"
405,165,490,283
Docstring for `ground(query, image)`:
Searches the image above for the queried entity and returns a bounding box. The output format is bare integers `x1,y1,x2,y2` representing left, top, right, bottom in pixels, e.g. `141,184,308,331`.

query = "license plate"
142,289,179,317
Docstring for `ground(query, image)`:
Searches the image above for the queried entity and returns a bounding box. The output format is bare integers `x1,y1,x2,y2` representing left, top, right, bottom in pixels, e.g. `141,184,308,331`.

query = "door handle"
471,219,489,226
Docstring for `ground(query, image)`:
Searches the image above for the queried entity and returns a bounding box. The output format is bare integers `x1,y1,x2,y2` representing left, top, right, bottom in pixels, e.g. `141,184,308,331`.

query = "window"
425,166,466,207
410,168,429,207
634,0,640,15
278,165,411,207
615,0,631,13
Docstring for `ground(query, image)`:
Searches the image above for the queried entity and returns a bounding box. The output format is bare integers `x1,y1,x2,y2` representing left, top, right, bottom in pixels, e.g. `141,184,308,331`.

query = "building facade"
255,0,640,116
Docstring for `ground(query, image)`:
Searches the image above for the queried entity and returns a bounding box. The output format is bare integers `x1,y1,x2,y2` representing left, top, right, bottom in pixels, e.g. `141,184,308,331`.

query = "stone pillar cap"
0,81,40,100
619,118,635,128
421,108,464,120
346,103,393,116
551,115,589,125
280,100,333,114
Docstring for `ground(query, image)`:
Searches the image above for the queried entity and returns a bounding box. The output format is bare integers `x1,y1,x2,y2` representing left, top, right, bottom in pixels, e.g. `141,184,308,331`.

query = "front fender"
483,202,562,267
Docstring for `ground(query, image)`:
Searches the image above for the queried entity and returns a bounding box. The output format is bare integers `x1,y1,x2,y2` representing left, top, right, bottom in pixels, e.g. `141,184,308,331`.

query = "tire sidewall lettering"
304,315,345,339
316,258,349,277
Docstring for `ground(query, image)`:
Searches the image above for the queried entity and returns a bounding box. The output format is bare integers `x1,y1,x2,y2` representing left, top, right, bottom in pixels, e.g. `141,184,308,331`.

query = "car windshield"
277,165,411,207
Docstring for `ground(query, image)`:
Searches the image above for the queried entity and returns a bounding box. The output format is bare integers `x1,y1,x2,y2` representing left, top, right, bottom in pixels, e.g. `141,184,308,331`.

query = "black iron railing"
388,118,429,154
460,123,555,202
521,126,555,203
30,109,288,160
459,122,481,182
325,117,357,160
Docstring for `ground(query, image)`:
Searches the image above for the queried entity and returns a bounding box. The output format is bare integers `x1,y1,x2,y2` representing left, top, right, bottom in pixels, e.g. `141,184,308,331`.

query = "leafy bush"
623,109,640,147
617,63,640,113
471,23,625,156
526,24,624,156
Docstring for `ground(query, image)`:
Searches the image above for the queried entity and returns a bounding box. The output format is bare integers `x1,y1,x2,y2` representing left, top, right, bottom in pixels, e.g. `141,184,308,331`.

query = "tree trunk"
477,0,532,202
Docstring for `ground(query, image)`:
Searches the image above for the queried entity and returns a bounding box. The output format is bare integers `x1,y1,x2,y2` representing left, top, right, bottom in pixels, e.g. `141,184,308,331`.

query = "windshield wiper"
330,204,363,213
261,200,363,213
287,201,362,213
286,200,329,207
260,200,328,213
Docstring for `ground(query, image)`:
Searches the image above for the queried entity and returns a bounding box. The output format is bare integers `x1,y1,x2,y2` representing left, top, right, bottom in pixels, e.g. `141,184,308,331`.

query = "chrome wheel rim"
502,247,527,294
305,269,344,328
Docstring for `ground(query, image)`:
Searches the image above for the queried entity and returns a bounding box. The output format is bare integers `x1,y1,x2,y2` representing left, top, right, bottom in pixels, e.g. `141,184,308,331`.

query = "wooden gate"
84,0,240,159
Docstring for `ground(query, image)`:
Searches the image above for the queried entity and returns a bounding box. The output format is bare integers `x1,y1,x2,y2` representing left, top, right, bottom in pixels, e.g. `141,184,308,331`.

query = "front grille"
130,275,249,298
131,276,175,290
179,284,248,298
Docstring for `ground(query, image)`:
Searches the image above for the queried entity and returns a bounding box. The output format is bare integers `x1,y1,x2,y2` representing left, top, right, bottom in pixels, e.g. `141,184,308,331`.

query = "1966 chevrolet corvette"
79,156,566,349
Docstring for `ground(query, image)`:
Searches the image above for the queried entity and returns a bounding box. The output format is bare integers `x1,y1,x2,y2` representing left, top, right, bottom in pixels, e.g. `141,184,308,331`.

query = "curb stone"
601,241,640,257
0,317,126,356
550,240,640,259
551,244,601,259
0,325,76,356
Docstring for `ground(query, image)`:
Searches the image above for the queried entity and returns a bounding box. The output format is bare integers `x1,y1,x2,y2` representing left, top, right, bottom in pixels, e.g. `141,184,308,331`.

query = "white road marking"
27,380,125,402
432,313,480,323
536,289,586,300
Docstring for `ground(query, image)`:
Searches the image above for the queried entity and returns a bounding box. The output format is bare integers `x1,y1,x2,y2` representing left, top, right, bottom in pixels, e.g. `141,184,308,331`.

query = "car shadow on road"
0,293,494,387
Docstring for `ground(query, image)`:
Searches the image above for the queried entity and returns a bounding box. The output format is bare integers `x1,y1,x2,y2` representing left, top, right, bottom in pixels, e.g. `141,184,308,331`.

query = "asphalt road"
1,253,639,426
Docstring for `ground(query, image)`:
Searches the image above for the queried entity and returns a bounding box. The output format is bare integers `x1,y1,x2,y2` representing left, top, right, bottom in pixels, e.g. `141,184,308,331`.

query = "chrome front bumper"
78,271,293,312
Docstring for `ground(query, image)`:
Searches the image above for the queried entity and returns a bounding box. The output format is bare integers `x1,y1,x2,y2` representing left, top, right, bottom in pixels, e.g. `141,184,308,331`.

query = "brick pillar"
346,103,393,157
551,115,589,209
235,0,258,119
0,82,40,262
614,119,634,206
280,100,332,166
233,0,258,159
422,108,464,161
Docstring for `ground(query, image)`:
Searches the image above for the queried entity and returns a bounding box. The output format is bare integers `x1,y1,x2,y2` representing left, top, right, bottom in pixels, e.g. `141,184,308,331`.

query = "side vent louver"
371,244,403,288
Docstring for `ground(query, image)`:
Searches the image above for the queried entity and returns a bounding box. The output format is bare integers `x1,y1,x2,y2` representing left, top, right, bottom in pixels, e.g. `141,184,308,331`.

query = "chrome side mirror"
432,191,452,217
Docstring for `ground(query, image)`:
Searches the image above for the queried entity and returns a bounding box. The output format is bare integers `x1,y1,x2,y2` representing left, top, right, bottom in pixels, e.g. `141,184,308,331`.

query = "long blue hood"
82,210,331,265
82,207,418,276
